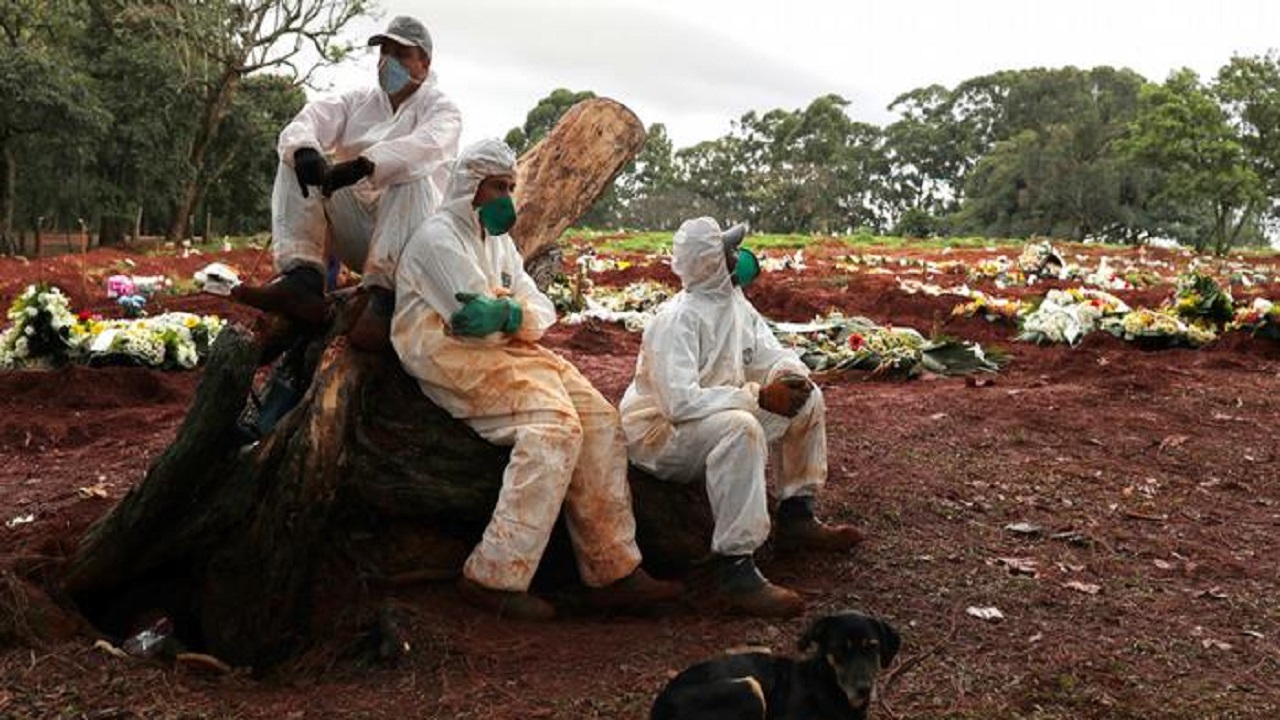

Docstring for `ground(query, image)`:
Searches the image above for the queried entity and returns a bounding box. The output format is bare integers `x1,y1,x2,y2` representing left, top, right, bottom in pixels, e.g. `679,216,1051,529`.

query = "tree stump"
60,99,713,671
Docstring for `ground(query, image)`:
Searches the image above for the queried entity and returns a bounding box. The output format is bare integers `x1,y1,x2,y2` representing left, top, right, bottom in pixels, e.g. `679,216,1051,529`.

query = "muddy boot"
347,286,393,353
696,555,804,618
231,266,328,327
774,496,865,552
456,576,556,622
587,567,683,610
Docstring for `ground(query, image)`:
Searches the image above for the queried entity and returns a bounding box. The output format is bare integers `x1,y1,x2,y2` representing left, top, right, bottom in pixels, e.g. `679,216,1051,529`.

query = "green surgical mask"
733,247,760,287
477,195,517,235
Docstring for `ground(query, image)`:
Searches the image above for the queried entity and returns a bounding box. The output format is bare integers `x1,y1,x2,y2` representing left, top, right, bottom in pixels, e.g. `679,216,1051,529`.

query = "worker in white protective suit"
620,217,864,618
392,139,681,621
229,16,462,353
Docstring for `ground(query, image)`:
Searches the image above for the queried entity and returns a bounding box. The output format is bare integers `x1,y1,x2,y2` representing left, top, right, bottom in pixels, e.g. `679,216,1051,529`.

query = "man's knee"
718,410,768,452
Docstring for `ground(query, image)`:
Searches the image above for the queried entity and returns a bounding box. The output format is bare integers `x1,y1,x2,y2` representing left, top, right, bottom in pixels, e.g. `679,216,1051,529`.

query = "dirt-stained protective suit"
620,217,828,557
272,71,461,290
392,139,643,592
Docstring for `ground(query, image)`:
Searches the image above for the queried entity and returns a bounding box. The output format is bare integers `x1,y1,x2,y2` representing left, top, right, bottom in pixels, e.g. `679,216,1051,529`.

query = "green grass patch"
572,227,1031,254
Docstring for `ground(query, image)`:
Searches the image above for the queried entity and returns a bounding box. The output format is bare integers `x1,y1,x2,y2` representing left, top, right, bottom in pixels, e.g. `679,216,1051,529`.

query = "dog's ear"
871,617,901,668
798,616,835,653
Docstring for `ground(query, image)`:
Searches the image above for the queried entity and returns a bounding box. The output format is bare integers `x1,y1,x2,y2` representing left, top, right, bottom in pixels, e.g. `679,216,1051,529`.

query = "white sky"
311,0,1280,150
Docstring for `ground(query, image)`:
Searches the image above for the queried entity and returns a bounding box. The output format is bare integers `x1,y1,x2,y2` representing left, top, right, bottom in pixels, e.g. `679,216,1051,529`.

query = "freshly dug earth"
1,240,1278,719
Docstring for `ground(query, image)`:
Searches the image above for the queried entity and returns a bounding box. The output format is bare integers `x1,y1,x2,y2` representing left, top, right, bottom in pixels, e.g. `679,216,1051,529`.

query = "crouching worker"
231,16,462,352
392,139,681,620
620,217,864,618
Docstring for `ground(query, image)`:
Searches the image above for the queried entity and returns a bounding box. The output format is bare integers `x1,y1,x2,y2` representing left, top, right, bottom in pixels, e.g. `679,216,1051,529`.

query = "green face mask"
733,247,760,287
477,195,517,235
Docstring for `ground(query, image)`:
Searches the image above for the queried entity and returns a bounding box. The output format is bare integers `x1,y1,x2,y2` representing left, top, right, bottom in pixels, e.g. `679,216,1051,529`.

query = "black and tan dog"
651,611,900,720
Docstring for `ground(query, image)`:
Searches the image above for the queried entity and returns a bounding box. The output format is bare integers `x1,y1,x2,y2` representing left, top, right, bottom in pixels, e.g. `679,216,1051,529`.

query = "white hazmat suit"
392,140,643,592
620,217,828,557
273,71,461,289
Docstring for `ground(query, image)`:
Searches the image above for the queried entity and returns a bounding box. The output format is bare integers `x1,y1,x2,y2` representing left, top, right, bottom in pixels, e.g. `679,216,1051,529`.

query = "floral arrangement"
758,249,806,273
1082,257,1135,291
1016,240,1066,277
966,256,1028,288
0,283,225,371
774,312,1005,378
1015,288,1131,345
561,280,675,332
1171,271,1234,327
951,291,1028,324
1101,308,1217,348
1228,298,1279,340
545,274,585,313
0,284,80,369
77,312,226,369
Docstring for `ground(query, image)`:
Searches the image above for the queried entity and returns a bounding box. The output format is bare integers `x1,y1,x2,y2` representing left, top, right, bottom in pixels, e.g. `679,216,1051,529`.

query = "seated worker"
620,217,864,618
233,16,462,351
391,139,681,620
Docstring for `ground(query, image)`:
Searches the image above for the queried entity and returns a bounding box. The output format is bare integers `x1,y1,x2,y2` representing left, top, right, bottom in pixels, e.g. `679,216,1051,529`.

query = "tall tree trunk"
0,142,14,255
168,72,239,240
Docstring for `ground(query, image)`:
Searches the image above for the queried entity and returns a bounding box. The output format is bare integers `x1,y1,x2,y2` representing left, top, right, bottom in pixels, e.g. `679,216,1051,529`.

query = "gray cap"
368,16,433,59
721,222,748,250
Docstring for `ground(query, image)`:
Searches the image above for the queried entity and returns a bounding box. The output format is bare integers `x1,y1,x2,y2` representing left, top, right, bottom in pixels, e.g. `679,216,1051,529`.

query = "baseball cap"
368,16,432,59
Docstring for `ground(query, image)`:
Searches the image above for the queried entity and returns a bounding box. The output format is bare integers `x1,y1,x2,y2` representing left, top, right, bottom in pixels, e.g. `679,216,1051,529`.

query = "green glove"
450,292,523,336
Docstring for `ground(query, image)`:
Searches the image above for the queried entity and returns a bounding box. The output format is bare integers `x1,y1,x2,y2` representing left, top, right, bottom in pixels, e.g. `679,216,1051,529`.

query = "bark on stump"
512,97,647,264
60,99,712,671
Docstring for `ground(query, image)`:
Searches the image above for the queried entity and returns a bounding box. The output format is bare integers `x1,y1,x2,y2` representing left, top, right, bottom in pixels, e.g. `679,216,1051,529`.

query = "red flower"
77,310,94,322
848,333,866,350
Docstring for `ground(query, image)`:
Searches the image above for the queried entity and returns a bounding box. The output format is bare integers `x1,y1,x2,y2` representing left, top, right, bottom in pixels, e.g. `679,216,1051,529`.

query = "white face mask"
378,56,418,95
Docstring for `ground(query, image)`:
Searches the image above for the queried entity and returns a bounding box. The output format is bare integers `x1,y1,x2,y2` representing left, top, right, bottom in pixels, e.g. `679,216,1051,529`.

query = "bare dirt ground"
1,239,1278,719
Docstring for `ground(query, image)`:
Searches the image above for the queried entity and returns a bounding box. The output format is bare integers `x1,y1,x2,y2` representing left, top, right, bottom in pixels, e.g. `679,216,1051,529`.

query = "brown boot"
456,576,556,621
774,496,866,552
695,555,804,618
587,567,683,610
231,266,328,327
347,286,393,353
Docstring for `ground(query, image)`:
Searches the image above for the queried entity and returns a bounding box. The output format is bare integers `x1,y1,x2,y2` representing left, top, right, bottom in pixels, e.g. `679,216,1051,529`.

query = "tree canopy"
5,12,1279,257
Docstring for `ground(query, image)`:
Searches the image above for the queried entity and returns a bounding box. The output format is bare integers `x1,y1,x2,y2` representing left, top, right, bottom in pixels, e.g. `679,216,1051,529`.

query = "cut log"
60,99,708,672
512,97,646,262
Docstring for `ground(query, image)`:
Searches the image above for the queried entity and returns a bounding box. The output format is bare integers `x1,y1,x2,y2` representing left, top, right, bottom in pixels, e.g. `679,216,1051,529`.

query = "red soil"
1,240,1278,719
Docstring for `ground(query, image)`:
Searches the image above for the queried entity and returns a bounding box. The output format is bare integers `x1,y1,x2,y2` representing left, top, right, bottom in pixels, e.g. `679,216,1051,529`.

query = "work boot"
695,555,804,618
456,576,557,621
231,266,328,327
347,286,393,353
587,567,683,610
774,496,866,552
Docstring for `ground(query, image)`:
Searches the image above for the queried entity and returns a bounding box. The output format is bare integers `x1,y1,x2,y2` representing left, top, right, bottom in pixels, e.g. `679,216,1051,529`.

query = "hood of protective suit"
672,217,735,298
439,138,518,233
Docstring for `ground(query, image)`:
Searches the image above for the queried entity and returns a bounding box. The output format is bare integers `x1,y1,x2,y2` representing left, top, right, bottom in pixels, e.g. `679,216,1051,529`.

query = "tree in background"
1217,52,1280,240
201,75,307,236
951,67,1148,241
0,1,108,253
504,88,596,154
1121,69,1264,253
161,0,368,240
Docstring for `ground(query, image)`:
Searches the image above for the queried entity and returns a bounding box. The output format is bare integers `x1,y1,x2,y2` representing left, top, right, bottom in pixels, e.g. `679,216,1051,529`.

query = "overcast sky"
311,0,1280,150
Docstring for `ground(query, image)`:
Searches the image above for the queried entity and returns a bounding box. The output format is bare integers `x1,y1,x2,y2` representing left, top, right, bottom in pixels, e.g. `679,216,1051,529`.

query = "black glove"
322,157,375,198
292,148,329,199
